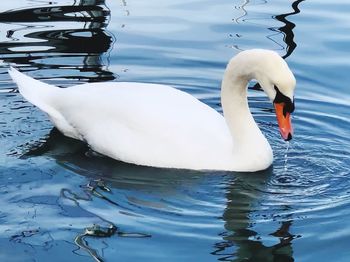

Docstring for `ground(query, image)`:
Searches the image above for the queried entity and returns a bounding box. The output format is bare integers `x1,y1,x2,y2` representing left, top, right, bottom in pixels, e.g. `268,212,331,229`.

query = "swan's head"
236,49,296,141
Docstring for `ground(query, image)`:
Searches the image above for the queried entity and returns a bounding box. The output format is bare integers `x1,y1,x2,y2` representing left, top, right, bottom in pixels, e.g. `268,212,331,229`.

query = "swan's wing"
9,66,233,169
54,82,233,169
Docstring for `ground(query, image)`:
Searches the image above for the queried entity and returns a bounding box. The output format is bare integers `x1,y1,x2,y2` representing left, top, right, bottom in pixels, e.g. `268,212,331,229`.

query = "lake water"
0,0,350,261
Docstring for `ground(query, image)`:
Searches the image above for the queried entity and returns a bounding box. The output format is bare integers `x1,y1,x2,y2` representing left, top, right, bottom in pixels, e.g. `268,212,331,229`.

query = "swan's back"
9,68,234,170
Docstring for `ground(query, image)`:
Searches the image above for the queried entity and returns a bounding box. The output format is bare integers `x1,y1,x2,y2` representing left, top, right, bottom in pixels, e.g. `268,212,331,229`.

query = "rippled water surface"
0,0,350,261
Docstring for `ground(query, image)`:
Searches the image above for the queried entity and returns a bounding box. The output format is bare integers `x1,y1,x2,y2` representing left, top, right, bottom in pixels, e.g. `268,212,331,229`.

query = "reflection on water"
0,0,115,82
274,0,305,59
1,0,350,261
213,176,296,262
233,0,304,59
23,128,299,262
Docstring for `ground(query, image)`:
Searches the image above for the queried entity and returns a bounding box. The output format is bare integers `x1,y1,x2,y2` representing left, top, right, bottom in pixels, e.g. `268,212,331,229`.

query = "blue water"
0,0,350,261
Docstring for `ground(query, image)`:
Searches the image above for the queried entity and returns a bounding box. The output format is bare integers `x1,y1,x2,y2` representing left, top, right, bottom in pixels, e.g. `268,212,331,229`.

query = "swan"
9,49,295,172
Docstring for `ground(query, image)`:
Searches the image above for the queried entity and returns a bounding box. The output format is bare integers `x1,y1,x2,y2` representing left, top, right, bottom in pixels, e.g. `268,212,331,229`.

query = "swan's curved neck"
221,57,268,156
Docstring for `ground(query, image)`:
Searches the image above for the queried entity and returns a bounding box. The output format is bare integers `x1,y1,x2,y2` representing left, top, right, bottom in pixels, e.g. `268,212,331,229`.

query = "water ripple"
1,0,350,261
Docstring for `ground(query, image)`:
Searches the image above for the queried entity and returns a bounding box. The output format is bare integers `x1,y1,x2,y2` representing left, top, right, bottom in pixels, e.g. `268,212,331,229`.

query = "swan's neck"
221,58,271,163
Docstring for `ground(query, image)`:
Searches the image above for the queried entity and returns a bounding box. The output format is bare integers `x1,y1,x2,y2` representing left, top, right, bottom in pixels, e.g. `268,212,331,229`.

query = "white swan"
9,49,295,172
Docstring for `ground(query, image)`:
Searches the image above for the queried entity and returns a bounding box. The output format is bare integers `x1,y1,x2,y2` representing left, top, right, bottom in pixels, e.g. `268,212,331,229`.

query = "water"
0,0,350,261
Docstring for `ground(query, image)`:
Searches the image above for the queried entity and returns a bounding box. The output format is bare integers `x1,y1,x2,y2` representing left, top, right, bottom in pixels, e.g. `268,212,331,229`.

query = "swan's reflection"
0,0,115,82
23,128,296,261
23,128,206,193
212,175,296,261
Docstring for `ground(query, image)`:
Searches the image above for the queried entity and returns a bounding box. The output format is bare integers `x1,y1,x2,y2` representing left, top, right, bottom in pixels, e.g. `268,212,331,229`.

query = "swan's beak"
274,102,293,141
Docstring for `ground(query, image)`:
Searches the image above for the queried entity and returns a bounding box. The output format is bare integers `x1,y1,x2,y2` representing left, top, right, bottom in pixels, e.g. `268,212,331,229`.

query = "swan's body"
9,49,296,172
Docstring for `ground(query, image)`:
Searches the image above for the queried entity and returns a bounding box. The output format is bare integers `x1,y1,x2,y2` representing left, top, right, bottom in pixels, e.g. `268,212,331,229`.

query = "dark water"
0,0,350,261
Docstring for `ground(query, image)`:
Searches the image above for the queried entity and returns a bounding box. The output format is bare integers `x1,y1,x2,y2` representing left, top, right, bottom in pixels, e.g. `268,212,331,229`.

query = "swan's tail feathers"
8,67,59,113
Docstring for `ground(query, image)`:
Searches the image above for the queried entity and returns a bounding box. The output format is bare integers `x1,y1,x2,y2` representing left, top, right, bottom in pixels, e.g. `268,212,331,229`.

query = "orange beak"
274,102,293,141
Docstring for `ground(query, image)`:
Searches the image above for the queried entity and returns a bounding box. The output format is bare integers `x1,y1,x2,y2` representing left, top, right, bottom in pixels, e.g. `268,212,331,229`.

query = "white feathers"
9,67,58,113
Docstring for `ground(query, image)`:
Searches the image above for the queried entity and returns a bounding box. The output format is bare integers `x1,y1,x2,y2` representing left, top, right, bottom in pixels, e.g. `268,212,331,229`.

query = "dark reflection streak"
0,6,109,23
250,0,304,91
61,181,150,262
272,0,305,59
121,0,130,17
74,225,117,262
60,187,116,262
265,31,285,51
212,174,295,262
85,180,134,211
233,0,249,24
5,24,51,42
0,0,115,82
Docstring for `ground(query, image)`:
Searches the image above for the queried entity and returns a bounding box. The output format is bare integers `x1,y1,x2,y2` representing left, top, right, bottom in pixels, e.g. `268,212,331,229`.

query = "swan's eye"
273,85,295,115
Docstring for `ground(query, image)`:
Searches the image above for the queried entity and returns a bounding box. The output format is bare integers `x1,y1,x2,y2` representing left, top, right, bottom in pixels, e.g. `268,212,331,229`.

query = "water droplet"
284,141,290,173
